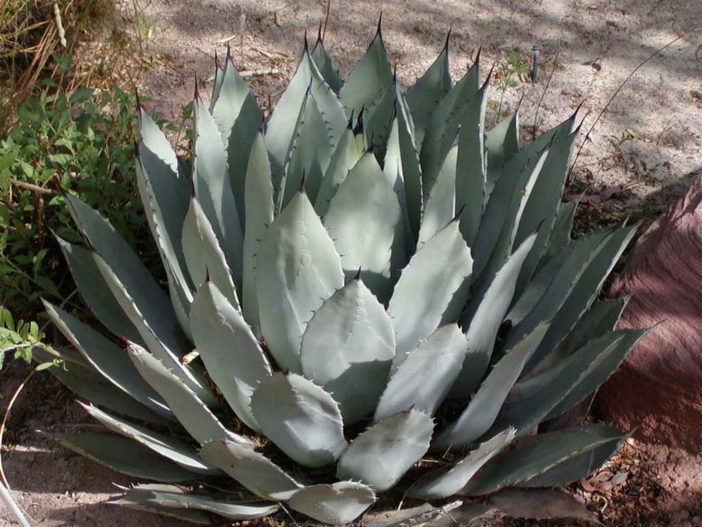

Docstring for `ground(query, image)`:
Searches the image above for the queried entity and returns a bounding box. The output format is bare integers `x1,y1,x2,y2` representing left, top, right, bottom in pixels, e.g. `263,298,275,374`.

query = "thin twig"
569,30,694,177
532,47,560,140
322,0,332,41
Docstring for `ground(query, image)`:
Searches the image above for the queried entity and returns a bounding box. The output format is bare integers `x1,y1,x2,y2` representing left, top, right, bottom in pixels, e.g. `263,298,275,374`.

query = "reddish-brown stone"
594,175,702,454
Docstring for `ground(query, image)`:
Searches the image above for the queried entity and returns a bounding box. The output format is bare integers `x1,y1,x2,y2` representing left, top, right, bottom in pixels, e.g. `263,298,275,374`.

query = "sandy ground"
1,0,701,525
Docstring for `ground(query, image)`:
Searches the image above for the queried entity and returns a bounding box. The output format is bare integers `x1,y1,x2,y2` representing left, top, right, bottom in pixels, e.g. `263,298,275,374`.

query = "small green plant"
36,27,642,525
0,77,162,364
492,49,530,120
0,306,43,368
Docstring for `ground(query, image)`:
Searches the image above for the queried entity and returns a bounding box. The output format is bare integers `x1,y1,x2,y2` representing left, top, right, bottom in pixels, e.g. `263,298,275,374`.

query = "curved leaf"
127,342,250,447
455,80,489,246
193,96,244,285
417,144,457,247
449,233,536,400
374,324,466,421
314,123,365,217
388,219,472,369
409,428,515,499
288,481,376,525
241,132,274,332
211,56,263,228
323,151,404,302
56,237,141,343
43,301,169,417
112,484,211,525
181,197,239,309
337,409,433,491
65,196,182,347
200,439,301,500
406,40,452,147
94,253,214,405
251,372,347,468
79,402,217,475
311,37,342,93
436,323,548,449
301,277,394,424
462,424,627,496
190,282,272,432
137,489,278,520
33,346,171,426
339,29,392,117
256,191,344,372
56,432,197,482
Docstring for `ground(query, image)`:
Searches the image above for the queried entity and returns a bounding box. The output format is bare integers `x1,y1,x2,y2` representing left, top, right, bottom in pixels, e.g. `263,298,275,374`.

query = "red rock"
594,175,702,454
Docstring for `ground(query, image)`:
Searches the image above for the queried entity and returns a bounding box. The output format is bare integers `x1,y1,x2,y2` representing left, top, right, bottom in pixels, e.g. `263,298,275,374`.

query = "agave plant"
36,25,644,525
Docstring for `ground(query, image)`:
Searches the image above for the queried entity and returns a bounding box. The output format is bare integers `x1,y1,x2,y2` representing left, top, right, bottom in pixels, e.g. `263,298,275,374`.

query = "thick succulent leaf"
546,328,645,419
65,196,183,347
79,403,217,475
300,277,394,424
136,109,192,329
505,230,611,335
488,330,640,437
181,198,239,309
552,297,629,361
543,199,578,262
56,432,197,482
471,147,548,281
266,48,345,183
200,439,301,500
211,56,263,229
311,37,342,93
256,191,344,372
455,81,489,247
112,484,211,525
136,158,192,340
518,437,623,488
190,282,271,432
417,145,457,247
410,428,515,499
314,123,365,217
363,80,396,159
241,133,274,332
137,489,279,520
288,481,376,525
56,238,141,343
383,94,423,244
513,131,577,249
94,253,214,404
193,96,244,284
406,40,452,148
528,225,638,369
33,346,172,426
127,342,250,447
449,234,536,400
250,372,347,468
337,409,433,491
323,151,404,302
279,89,330,209
420,58,480,197
374,325,466,421
388,219,473,367
436,323,549,449
462,424,627,495
339,29,392,118
484,112,520,196
43,301,169,417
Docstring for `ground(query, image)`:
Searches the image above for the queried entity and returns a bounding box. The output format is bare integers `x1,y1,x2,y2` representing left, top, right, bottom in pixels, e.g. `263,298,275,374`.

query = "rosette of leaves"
37,26,644,525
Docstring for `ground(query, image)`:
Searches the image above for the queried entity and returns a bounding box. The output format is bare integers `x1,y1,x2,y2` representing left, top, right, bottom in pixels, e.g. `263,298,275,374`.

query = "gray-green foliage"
40,27,642,525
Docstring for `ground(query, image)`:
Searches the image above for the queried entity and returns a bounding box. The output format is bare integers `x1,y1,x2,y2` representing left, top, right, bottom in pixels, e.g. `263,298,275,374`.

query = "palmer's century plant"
36,26,644,525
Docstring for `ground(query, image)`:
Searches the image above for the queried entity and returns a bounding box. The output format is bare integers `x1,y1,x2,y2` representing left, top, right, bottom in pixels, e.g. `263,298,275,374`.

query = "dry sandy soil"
1,0,701,525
